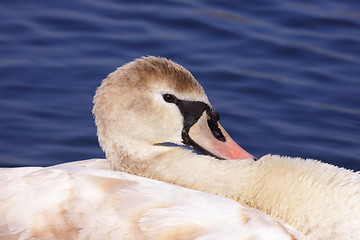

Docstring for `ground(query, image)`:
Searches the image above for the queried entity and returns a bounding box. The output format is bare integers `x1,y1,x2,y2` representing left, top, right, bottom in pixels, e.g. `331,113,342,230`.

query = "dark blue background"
1,0,359,171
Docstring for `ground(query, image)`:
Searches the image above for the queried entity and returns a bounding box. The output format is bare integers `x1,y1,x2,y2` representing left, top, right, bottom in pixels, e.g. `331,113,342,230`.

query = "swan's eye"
163,94,177,103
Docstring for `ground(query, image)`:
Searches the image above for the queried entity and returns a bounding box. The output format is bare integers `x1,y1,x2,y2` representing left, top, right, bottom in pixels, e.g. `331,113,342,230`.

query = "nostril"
207,120,225,142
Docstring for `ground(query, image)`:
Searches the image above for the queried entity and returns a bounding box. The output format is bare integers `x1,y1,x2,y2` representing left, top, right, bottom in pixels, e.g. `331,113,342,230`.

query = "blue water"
1,0,359,171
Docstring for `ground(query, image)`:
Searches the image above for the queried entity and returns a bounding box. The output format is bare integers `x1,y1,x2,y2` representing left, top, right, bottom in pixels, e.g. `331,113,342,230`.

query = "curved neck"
108,145,360,239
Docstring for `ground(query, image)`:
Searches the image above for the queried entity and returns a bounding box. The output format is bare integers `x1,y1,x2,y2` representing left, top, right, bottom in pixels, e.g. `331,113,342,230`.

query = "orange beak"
187,112,255,160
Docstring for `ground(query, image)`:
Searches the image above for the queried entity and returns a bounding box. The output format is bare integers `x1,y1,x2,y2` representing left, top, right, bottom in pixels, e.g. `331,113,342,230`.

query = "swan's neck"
108,144,360,239
110,141,243,182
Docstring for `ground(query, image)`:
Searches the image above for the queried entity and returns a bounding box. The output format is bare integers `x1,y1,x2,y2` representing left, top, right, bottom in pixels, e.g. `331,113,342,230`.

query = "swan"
89,56,360,239
0,56,358,240
0,159,304,240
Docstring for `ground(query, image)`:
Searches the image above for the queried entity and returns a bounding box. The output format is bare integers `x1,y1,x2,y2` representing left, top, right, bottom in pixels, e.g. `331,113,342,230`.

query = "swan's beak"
186,112,255,160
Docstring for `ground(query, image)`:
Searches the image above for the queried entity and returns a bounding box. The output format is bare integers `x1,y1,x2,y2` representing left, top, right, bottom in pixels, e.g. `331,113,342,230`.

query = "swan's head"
93,56,254,161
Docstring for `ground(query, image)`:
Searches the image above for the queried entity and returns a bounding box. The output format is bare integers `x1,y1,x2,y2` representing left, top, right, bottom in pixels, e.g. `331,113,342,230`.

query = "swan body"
0,159,304,240
92,57,360,239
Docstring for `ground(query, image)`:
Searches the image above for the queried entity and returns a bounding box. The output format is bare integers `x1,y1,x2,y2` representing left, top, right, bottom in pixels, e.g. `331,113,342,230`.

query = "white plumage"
0,159,304,240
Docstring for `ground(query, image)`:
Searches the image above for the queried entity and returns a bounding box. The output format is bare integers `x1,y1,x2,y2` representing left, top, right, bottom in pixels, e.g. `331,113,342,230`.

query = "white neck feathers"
109,146,360,239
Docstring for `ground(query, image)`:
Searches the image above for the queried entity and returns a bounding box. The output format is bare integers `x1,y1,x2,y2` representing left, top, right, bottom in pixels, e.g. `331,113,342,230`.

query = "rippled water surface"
1,0,359,170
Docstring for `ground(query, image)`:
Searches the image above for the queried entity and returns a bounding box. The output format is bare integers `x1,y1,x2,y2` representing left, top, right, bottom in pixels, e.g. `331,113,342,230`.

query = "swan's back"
0,159,304,240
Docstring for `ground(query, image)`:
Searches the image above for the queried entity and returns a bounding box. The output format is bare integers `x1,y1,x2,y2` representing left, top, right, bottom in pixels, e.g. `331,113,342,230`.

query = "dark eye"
163,94,177,103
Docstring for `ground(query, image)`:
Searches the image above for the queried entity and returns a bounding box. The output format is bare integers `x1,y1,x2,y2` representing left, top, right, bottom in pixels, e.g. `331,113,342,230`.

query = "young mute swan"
92,56,360,240
0,57,305,240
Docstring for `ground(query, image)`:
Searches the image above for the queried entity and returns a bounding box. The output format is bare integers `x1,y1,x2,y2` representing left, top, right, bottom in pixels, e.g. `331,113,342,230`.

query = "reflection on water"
0,0,359,170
